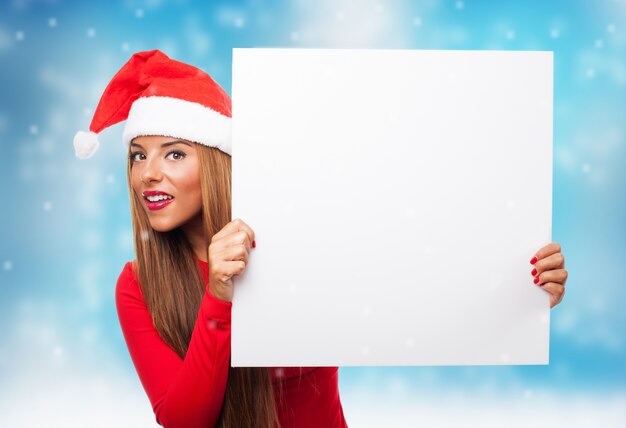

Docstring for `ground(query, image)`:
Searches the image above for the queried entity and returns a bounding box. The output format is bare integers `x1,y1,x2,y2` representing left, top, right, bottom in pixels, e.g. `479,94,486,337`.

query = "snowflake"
53,345,63,357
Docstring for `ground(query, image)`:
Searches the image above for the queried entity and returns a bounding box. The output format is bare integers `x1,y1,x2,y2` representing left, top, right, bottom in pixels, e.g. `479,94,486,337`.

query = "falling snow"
0,3,623,427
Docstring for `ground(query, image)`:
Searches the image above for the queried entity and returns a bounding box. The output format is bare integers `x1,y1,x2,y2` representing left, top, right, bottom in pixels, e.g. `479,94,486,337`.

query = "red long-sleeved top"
115,258,349,428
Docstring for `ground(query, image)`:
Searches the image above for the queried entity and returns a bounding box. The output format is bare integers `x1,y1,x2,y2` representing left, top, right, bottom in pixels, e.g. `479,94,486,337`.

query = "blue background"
0,0,624,426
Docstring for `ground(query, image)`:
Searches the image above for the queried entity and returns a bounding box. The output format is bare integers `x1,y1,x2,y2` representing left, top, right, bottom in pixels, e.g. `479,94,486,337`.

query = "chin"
148,219,179,233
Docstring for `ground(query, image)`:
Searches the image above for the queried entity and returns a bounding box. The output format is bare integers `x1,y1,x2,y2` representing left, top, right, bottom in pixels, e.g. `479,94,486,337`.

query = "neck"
180,213,208,263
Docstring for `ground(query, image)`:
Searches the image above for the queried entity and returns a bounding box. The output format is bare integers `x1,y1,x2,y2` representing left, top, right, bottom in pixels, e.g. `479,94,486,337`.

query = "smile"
143,191,175,211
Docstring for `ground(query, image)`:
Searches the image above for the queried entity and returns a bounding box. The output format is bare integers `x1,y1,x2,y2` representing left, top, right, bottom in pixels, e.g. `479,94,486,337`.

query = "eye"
166,150,186,161
129,151,144,162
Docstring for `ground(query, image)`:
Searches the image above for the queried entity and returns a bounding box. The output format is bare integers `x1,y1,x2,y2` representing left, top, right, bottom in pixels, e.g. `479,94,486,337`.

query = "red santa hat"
73,49,231,159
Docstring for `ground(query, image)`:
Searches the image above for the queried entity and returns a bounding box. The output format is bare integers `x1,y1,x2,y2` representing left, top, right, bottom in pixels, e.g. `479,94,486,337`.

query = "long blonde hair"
126,143,281,427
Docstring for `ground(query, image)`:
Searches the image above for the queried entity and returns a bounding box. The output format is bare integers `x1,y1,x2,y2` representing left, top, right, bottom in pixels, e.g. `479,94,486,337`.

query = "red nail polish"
531,268,537,276
533,276,539,284
530,256,537,264
252,240,256,248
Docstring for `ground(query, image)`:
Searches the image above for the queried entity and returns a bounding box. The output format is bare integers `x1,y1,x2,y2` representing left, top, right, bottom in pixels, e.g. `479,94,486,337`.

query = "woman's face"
129,135,202,232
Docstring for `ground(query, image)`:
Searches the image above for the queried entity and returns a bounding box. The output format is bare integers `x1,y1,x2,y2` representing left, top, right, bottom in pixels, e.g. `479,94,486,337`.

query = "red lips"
142,190,175,211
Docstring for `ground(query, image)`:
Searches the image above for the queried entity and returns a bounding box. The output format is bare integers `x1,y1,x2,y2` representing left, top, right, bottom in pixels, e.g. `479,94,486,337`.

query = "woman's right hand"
207,218,256,302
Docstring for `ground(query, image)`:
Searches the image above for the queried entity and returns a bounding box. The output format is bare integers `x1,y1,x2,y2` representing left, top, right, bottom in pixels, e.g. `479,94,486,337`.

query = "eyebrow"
130,140,193,149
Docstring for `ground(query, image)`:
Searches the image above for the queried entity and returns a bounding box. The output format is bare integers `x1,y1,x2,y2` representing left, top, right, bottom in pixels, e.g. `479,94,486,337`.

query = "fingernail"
252,240,256,248
533,276,539,284
530,256,537,264
531,268,537,276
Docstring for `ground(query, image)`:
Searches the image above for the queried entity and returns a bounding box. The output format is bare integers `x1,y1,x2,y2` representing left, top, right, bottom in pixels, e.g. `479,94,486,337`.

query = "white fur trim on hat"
122,96,232,155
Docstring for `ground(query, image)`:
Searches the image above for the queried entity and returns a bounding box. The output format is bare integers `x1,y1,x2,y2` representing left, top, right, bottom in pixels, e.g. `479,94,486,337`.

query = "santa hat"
73,49,231,159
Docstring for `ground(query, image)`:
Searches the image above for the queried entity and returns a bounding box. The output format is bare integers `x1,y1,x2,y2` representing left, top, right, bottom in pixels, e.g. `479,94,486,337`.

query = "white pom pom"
73,131,100,159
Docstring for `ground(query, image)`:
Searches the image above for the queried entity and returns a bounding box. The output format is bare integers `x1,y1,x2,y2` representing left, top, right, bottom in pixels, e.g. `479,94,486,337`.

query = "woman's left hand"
530,242,567,308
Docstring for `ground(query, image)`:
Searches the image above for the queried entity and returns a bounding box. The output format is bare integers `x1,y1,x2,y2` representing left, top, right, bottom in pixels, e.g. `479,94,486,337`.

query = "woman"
74,49,347,428
73,50,567,428
119,134,345,427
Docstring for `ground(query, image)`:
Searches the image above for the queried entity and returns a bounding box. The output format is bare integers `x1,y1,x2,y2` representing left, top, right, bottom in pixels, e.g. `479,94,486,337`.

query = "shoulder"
116,260,141,298
117,260,138,282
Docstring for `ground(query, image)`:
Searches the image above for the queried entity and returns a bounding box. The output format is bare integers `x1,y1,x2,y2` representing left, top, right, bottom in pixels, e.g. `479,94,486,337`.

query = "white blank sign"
231,48,552,367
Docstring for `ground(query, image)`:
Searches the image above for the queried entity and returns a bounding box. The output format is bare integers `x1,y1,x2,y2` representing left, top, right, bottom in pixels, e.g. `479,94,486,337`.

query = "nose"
141,156,163,185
